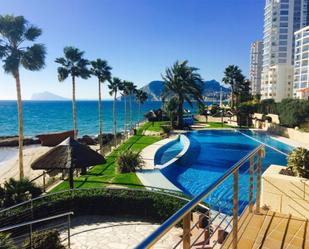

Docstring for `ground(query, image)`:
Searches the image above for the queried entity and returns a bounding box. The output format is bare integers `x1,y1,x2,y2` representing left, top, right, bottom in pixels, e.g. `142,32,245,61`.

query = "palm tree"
136,90,148,126
163,97,178,128
162,60,204,129
90,59,112,153
55,47,91,139
222,65,245,108
120,80,130,136
108,77,122,146
0,15,46,179
126,82,137,130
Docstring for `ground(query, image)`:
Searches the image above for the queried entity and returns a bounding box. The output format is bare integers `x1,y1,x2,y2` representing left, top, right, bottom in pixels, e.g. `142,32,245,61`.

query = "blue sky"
0,0,264,100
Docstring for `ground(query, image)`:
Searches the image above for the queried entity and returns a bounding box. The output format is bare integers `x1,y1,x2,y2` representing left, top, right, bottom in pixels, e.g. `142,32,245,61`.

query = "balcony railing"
135,144,265,249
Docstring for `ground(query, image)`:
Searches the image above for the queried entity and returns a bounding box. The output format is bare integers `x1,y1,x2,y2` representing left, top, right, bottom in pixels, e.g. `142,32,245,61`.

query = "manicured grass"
205,122,232,128
51,124,162,192
145,121,169,132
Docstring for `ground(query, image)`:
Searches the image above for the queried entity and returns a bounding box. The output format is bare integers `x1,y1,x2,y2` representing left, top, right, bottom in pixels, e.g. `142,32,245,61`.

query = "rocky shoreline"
0,133,124,147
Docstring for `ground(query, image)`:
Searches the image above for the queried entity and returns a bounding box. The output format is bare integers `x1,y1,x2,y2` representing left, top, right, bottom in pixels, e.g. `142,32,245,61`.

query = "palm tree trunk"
138,101,141,126
113,92,117,146
98,79,103,154
124,95,127,136
177,98,184,129
72,76,77,139
15,70,24,179
130,93,132,130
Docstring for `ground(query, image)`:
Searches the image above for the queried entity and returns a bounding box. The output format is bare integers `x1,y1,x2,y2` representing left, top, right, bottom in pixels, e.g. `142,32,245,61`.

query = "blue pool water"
157,130,294,214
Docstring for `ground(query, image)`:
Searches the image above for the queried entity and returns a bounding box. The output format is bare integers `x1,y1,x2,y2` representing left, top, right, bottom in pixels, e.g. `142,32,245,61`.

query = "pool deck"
137,136,181,192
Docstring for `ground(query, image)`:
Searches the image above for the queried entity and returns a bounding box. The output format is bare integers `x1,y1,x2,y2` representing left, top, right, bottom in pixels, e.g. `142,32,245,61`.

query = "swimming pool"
156,130,294,214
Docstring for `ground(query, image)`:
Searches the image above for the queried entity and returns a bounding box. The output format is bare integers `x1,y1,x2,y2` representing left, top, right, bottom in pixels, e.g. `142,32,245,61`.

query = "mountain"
31,91,68,101
140,80,230,101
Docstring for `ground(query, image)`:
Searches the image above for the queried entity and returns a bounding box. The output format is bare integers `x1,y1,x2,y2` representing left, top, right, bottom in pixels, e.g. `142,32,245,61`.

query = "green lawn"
51,123,162,192
145,121,169,132
205,122,232,128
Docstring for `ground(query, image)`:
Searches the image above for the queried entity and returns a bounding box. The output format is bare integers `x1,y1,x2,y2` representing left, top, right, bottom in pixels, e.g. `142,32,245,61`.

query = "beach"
0,145,52,184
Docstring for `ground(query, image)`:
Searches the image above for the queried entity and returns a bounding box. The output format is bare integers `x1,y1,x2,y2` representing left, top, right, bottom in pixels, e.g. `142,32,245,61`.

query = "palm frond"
24,25,42,41
57,67,69,82
21,43,46,71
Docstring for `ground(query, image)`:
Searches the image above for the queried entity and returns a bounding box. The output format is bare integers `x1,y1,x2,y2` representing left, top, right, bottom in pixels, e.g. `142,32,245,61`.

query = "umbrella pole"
69,168,74,189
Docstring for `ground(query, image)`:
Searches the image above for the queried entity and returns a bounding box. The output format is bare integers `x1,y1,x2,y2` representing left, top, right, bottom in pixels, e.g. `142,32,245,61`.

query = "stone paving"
60,215,182,249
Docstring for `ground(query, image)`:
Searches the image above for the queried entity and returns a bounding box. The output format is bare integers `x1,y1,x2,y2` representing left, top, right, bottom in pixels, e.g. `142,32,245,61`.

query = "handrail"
0,211,74,232
135,144,265,249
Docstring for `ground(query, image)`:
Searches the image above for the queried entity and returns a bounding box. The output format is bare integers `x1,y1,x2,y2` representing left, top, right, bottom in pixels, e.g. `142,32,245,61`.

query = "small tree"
1,178,42,208
287,147,309,179
116,150,143,173
277,99,309,127
22,230,65,249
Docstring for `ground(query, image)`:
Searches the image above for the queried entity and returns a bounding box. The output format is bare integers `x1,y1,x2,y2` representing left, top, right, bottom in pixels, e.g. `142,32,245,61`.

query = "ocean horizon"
0,100,213,137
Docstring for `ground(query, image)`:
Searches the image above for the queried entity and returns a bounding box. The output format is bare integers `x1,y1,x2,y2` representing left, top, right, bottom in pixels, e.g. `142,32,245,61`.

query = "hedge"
0,188,200,232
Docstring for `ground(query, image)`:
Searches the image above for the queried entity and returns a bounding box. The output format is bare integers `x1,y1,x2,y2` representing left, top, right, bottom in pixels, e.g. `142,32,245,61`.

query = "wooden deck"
221,207,309,249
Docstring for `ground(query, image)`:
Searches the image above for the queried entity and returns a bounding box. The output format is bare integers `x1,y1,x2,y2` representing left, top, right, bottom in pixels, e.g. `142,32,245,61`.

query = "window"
280,22,288,27
279,53,287,57
279,40,287,45
279,47,287,51
280,28,288,33
280,10,289,15
280,35,288,39
280,16,289,21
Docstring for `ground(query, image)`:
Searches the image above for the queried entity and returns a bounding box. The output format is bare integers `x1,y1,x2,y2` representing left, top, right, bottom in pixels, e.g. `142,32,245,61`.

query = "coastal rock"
78,135,97,145
0,136,40,147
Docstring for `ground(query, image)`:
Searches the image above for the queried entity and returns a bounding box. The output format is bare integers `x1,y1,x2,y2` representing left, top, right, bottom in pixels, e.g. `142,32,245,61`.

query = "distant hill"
140,80,230,101
31,91,68,101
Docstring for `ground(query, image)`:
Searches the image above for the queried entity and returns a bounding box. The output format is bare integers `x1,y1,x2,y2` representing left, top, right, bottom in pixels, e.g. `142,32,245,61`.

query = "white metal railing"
0,212,73,248
135,144,265,249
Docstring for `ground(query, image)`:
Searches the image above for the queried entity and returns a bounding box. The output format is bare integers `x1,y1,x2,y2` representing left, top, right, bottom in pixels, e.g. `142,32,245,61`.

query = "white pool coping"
137,135,190,191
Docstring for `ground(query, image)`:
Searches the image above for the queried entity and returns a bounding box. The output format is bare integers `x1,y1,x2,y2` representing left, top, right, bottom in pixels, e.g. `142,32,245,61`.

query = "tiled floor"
60,215,182,249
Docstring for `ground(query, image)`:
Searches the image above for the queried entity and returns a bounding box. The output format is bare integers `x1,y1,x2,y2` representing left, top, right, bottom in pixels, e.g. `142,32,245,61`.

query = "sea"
0,100,213,137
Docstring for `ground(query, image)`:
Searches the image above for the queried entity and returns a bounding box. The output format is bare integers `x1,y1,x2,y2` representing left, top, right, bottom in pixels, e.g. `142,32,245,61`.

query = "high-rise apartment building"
249,41,263,95
261,0,309,102
294,26,309,99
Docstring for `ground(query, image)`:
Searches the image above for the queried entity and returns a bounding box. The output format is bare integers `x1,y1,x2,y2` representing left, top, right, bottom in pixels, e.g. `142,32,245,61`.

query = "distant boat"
36,130,74,146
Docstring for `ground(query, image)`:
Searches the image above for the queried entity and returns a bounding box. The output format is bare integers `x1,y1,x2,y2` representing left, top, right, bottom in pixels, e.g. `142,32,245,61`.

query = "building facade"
294,25,309,99
261,0,309,102
249,41,263,95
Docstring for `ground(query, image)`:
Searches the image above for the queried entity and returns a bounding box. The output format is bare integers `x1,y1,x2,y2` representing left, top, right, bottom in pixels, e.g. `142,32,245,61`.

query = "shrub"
257,99,277,114
277,98,309,127
287,147,309,179
0,233,16,249
161,125,172,135
1,178,42,208
22,229,65,249
116,150,144,173
0,188,196,226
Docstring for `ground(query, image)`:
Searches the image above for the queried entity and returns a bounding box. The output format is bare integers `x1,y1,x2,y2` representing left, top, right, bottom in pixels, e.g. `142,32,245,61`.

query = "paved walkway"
136,137,181,191
60,215,181,249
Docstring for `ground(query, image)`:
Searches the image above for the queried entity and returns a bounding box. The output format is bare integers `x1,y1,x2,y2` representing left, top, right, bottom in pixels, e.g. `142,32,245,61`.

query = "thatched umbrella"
31,137,105,189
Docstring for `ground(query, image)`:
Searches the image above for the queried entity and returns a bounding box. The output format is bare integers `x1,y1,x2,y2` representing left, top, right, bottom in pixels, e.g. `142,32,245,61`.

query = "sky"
0,0,265,100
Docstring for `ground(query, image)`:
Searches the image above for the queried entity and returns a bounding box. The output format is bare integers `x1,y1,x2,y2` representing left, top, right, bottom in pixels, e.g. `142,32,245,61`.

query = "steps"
221,208,309,249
